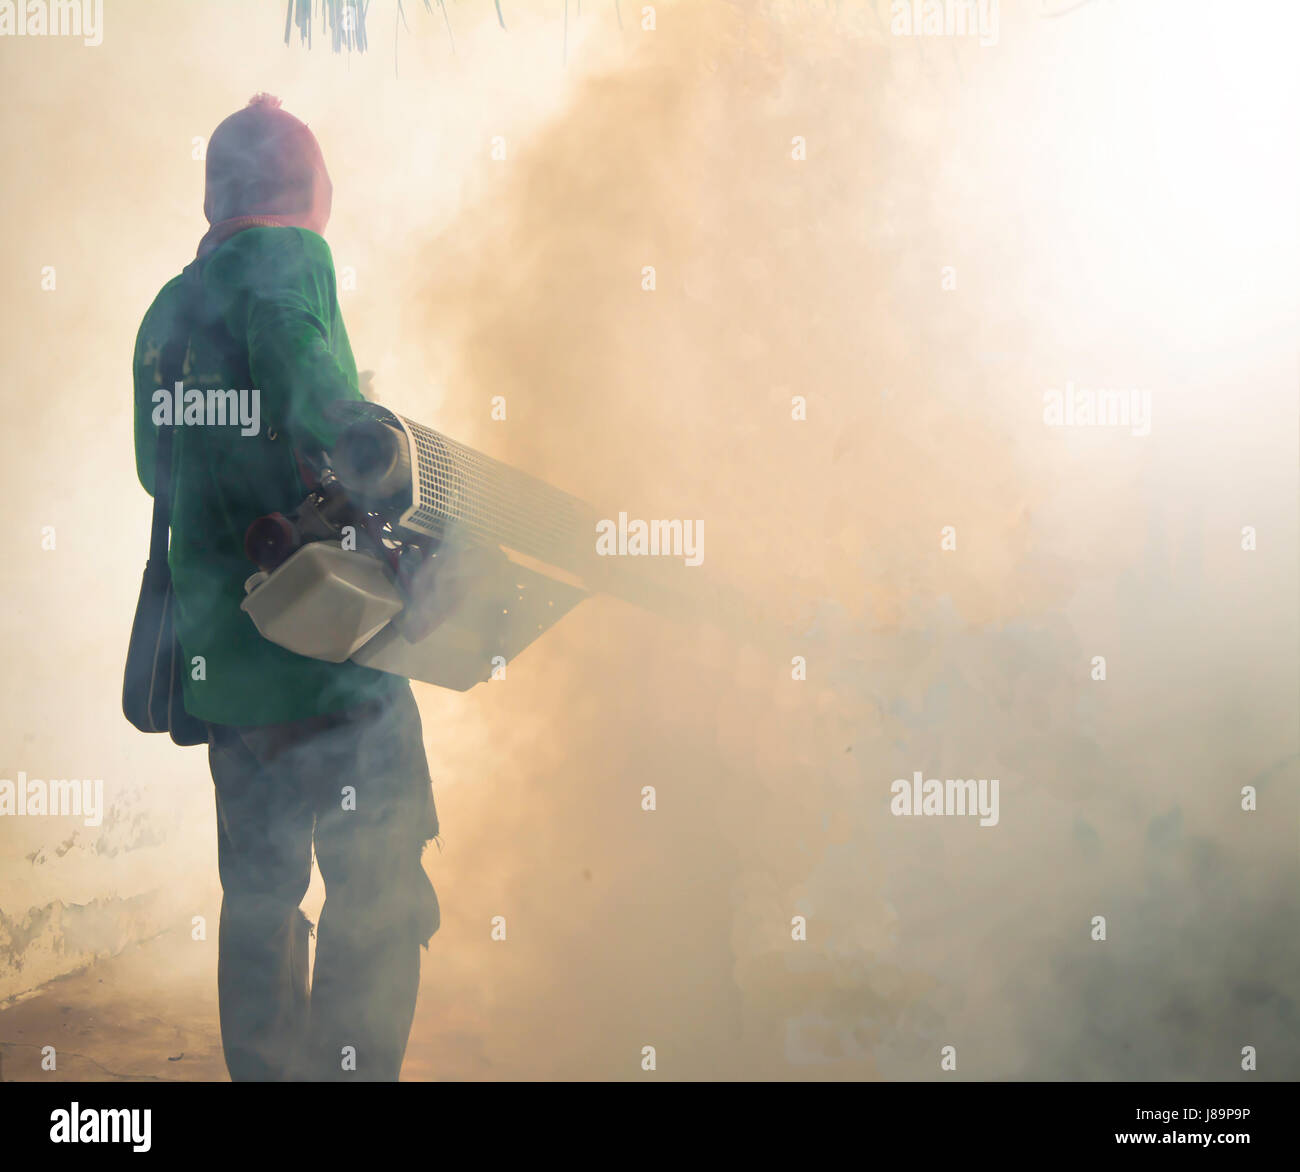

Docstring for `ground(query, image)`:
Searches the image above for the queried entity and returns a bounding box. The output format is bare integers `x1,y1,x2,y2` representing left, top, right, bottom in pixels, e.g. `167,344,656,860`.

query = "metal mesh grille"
323,402,729,626
399,414,596,572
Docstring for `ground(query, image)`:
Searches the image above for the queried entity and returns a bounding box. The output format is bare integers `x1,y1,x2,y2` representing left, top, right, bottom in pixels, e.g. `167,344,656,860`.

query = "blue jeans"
207,684,439,1081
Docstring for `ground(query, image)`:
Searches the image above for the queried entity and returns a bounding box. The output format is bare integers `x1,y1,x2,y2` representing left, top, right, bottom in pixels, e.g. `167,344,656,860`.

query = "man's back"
132,224,401,726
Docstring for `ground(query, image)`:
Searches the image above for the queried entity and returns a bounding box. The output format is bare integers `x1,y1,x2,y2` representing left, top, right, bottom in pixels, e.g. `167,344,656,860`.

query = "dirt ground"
0,929,470,1083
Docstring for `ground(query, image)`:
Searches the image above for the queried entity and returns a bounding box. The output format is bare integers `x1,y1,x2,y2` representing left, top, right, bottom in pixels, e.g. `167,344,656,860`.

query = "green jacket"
132,226,403,726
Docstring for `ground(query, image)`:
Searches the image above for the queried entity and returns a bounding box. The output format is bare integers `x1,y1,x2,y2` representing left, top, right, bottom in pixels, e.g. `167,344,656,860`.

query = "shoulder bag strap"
149,262,204,559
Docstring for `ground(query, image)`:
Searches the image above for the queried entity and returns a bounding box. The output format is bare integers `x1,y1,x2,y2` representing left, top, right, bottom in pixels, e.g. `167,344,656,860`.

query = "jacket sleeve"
218,228,362,453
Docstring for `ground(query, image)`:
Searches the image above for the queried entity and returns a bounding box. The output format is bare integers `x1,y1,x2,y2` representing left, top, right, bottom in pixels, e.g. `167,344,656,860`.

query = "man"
132,94,439,1081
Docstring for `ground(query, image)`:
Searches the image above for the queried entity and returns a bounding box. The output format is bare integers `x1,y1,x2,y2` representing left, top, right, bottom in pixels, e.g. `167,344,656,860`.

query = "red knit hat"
198,94,332,256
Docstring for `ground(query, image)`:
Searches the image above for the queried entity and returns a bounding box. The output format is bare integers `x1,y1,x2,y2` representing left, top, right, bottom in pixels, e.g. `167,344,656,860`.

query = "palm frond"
285,0,429,53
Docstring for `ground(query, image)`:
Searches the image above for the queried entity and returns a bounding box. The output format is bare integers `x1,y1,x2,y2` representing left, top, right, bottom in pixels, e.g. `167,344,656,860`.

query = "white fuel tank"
240,542,404,662
240,541,588,691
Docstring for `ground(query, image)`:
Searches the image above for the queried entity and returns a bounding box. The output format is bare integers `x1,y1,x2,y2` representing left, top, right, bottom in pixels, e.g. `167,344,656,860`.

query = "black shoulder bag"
122,262,210,747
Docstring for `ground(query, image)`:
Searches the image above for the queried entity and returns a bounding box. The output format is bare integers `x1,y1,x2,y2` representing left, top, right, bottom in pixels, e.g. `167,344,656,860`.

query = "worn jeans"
207,684,439,1081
